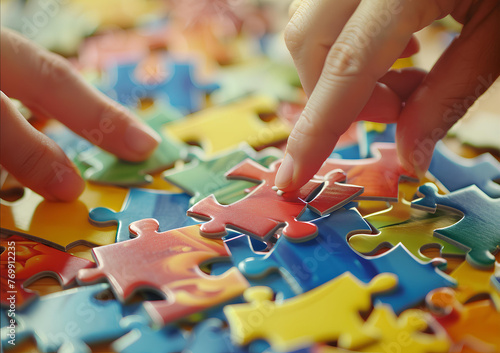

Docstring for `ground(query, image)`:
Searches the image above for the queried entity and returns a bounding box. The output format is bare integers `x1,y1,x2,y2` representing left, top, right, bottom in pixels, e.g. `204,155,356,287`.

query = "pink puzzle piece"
315,143,418,201
77,219,248,325
187,159,364,242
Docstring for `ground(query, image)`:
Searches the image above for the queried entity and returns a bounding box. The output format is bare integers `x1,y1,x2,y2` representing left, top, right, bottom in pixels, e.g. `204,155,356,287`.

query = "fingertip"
275,153,294,189
43,161,85,202
123,122,161,162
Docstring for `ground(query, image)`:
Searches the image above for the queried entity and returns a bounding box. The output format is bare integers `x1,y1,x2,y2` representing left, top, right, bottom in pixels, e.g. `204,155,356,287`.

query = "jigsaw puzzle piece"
164,95,291,155
451,261,500,308
224,273,398,352
0,183,126,250
79,106,189,186
0,284,137,353
427,288,500,352
344,305,450,353
315,143,418,201
112,317,186,353
163,144,282,206
1,235,94,308
184,318,248,353
77,219,249,325
412,183,500,269
89,188,197,242
429,141,500,198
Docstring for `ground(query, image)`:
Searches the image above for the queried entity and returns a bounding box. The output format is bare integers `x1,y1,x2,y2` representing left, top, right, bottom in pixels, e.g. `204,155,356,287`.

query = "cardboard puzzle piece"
346,305,450,353
211,58,302,104
451,261,500,308
412,183,500,269
449,111,500,152
0,284,141,353
183,318,247,353
77,219,249,325
223,273,398,352
0,183,126,250
79,107,190,186
427,288,500,352
315,143,418,201
101,56,218,113
164,95,291,156
163,144,282,206
0,235,94,309
350,205,465,263
188,159,364,242
429,141,500,198
112,317,186,353
89,188,197,242
235,208,456,313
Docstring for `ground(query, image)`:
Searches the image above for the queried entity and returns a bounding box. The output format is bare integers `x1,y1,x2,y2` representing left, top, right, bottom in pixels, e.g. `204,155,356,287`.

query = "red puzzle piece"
187,159,364,242
315,143,418,201
77,219,249,325
1,235,94,308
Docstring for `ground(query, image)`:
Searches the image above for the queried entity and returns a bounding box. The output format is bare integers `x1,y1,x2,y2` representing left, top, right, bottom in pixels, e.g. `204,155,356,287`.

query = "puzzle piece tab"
89,188,197,242
188,159,363,242
315,143,418,201
77,219,249,325
164,95,291,156
163,144,281,206
224,273,398,352
412,183,500,269
1,235,94,308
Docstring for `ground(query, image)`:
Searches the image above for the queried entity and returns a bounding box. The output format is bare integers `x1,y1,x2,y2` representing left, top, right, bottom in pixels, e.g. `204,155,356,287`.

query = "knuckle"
288,109,320,144
17,140,55,186
284,20,305,56
37,52,76,89
323,40,363,81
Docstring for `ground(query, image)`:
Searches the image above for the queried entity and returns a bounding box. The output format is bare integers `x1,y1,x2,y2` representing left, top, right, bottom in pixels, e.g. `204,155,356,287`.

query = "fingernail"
45,162,85,202
275,153,294,189
125,123,161,155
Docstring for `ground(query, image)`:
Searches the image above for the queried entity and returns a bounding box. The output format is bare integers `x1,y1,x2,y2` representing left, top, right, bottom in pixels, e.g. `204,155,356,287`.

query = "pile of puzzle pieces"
1,1,500,352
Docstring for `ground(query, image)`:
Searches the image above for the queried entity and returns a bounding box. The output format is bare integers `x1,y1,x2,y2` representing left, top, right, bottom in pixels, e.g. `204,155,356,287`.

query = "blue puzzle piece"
235,208,456,313
184,318,247,353
429,141,500,198
412,183,500,269
112,317,186,353
0,284,140,353
102,57,218,113
89,189,198,242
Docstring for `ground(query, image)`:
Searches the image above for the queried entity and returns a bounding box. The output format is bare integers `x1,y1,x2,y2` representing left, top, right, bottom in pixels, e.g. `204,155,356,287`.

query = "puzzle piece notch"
1,235,94,308
223,273,398,352
88,189,197,242
77,219,249,325
412,183,500,269
188,158,363,242
315,143,418,201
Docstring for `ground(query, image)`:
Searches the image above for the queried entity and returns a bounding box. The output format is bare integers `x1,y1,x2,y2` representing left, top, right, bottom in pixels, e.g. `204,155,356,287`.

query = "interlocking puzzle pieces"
188,159,364,242
224,273,398,352
429,141,500,198
0,183,126,250
89,188,197,242
79,106,190,186
412,183,500,269
427,288,500,352
315,143,418,201
343,305,450,353
235,208,457,313
77,219,249,325
163,144,282,206
101,55,218,113
111,317,186,353
164,95,291,156
0,283,143,353
183,318,247,353
0,235,94,309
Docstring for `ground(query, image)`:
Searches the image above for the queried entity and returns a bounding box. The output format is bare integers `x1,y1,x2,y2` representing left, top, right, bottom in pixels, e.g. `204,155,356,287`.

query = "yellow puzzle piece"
223,272,398,352
164,95,291,156
0,182,127,250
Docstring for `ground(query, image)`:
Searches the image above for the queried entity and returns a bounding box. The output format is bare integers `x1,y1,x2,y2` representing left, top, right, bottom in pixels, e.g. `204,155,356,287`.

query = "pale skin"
0,28,161,201
274,0,500,191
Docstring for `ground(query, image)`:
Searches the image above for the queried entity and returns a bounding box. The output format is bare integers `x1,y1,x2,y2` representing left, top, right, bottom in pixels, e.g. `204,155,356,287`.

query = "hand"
0,28,161,201
275,0,500,191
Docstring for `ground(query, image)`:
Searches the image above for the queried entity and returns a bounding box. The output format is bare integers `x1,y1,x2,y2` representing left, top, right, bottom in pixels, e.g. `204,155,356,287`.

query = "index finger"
275,0,451,191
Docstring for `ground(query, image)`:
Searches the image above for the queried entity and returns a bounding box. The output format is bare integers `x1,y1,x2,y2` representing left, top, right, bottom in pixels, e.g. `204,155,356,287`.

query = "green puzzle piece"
350,207,466,263
163,143,282,206
79,105,190,186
